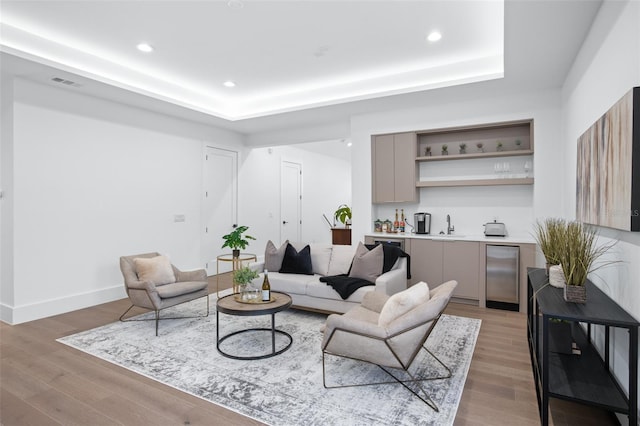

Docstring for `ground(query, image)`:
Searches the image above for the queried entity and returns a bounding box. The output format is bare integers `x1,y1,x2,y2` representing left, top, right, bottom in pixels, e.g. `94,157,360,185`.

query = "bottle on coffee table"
262,270,271,302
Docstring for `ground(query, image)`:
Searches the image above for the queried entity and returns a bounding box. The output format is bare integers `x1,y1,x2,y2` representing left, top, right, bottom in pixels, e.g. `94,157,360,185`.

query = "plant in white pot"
334,204,352,228
233,265,259,296
533,218,567,286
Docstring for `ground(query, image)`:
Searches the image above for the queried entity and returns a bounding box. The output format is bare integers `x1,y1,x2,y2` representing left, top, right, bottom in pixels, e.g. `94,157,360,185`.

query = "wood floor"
1,274,619,426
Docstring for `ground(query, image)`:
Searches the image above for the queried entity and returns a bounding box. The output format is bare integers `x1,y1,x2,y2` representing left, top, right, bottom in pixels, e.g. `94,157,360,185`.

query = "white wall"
561,2,640,422
350,84,563,246
1,73,14,316
238,144,351,253
2,78,243,324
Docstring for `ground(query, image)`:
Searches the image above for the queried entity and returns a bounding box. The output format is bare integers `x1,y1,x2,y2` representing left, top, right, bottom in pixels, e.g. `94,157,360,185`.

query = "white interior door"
202,146,237,275
281,160,302,243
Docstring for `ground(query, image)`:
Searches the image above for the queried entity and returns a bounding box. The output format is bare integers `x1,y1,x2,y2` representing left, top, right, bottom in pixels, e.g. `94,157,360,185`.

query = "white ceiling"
0,0,601,137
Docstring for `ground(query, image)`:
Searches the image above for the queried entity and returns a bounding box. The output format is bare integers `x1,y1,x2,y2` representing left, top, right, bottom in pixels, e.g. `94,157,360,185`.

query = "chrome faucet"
446,214,455,235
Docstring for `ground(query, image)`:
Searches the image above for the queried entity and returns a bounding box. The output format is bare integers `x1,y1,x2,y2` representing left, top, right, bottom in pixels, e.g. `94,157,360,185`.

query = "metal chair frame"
322,312,452,412
119,295,210,336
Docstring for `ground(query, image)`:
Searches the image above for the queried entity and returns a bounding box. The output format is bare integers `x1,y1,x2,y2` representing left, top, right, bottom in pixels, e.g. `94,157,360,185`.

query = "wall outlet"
174,214,186,222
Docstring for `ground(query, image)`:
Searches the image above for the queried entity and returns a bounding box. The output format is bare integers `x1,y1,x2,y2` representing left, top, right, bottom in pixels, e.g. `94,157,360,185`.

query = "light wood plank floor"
1,274,619,426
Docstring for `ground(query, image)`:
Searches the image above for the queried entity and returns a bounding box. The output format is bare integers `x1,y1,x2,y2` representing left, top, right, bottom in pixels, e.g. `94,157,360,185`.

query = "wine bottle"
393,209,399,231
399,209,405,233
262,269,271,301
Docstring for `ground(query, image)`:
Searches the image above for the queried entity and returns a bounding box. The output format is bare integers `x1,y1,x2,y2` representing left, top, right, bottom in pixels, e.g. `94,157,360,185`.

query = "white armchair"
321,280,458,411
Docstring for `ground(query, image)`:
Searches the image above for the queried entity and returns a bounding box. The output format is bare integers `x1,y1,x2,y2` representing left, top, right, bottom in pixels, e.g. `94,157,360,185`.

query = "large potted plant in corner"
558,221,617,303
221,225,256,258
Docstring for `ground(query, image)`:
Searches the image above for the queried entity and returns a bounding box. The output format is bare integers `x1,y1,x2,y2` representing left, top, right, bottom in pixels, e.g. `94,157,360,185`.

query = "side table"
216,253,257,296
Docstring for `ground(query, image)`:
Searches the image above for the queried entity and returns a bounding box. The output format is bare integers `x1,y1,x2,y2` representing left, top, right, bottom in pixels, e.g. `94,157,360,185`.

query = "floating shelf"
417,149,534,162
416,177,534,188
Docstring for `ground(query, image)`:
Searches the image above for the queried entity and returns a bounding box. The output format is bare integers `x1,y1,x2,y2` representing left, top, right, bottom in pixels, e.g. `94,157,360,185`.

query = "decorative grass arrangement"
558,222,617,287
533,218,567,267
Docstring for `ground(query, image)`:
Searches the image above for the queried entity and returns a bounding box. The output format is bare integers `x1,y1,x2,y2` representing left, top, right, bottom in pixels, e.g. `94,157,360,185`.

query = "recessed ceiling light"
227,0,244,9
347,142,353,147
223,81,236,88
427,31,442,42
136,43,154,53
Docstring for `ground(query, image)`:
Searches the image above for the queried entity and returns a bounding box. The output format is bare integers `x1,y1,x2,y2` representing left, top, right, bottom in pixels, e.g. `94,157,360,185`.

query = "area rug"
57,294,481,426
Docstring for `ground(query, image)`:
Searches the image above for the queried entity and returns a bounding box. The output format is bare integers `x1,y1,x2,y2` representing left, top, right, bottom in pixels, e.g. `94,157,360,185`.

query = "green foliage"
233,266,259,285
459,143,467,149
442,144,448,151
558,221,617,286
334,204,352,226
221,225,256,251
533,218,567,266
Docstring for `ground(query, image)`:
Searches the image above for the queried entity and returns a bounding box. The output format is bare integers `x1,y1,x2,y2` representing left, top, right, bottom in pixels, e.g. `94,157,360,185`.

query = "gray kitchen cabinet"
408,239,480,300
407,239,443,286
443,241,481,300
372,132,417,203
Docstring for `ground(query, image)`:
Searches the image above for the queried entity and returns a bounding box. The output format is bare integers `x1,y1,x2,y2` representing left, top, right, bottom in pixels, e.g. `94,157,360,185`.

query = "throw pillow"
133,255,176,286
327,245,358,276
348,242,383,283
264,240,288,272
378,281,430,327
309,244,333,276
279,243,313,275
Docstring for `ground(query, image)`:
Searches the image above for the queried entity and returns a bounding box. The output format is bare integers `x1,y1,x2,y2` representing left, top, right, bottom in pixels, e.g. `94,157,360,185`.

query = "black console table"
527,268,638,425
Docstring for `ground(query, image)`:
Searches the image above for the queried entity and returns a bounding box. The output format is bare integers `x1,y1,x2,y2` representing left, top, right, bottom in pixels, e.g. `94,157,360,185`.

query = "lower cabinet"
409,239,480,300
443,241,480,300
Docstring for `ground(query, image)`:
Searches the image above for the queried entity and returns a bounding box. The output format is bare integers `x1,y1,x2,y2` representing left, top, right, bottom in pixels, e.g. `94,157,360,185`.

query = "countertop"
365,232,536,245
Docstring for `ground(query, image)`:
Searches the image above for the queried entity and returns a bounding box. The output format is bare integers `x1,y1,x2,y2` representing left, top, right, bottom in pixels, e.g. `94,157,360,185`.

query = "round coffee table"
216,291,293,360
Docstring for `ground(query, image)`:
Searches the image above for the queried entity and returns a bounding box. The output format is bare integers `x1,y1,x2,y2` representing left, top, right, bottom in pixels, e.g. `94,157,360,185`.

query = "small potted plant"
533,218,566,277
476,142,484,153
221,225,256,258
424,146,432,156
233,265,259,296
459,143,467,154
496,141,503,152
334,204,352,228
558,221,618,303
515,139,522,149
441,144,448,155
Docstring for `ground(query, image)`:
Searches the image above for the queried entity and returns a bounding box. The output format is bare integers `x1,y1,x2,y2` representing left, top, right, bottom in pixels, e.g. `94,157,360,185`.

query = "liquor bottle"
399,209,405,233
393,209,399,231
262,269,271,301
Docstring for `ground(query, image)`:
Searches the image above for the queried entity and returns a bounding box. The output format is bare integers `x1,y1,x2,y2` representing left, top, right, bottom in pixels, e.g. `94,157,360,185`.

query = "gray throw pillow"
348,242,383,283
265,240,288,272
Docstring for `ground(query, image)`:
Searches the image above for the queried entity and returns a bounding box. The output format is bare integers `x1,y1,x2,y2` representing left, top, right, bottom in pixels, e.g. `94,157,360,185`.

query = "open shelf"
417,177,534,187
417,149,533,162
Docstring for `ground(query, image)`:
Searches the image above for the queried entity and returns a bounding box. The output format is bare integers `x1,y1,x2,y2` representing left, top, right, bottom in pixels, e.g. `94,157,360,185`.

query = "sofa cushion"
308,244,333,276
349,242,383,283
133,255,175,286
378,281,430,327
266,272,316,295
327,245,357,276
307,280,370,303
265,240,288,272
156,280,208,298
280,244,313,275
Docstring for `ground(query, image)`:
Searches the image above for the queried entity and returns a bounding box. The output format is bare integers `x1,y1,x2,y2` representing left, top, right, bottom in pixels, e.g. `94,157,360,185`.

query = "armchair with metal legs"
119,252,210,336
321,280,457,411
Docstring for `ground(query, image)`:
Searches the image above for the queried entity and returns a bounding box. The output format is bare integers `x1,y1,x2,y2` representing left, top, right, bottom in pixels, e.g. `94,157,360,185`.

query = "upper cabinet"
416,119,534,188
372,132,417,203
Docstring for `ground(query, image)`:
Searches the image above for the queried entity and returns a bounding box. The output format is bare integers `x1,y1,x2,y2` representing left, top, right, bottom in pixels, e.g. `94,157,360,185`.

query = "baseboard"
1,285,127,325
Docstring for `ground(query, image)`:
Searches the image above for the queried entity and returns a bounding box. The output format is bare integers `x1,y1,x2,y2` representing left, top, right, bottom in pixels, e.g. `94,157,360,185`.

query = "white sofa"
250,243,407,314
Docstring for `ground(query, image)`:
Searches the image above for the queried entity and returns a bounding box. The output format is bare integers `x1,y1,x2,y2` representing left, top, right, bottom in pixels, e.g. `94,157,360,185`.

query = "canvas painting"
576,87,639,232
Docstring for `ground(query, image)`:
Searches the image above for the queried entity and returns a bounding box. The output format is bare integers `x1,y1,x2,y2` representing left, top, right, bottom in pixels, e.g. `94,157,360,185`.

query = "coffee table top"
217,291,292,316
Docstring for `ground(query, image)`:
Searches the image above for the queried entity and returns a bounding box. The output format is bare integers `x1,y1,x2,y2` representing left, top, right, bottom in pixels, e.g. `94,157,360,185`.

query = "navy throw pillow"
279,243,313,275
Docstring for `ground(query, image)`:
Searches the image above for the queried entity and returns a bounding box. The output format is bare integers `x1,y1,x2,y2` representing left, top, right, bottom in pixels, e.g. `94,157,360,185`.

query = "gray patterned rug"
58,293,481,426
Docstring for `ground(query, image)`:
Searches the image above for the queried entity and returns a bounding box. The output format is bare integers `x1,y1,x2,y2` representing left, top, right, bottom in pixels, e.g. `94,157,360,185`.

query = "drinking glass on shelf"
494,162,503,178
503,162,510,179
524,161,532,178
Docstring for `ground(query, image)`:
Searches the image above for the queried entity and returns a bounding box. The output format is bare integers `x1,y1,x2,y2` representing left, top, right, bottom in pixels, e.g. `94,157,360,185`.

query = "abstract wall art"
576,87,639,232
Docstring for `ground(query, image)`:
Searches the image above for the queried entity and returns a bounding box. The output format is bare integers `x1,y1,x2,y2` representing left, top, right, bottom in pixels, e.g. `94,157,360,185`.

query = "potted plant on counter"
459,143,467,154
334,204,352,228
441,144,448,155
221,225,256,258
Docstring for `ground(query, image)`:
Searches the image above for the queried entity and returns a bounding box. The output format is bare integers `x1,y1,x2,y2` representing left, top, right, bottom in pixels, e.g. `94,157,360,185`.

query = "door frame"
280,159,302,243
